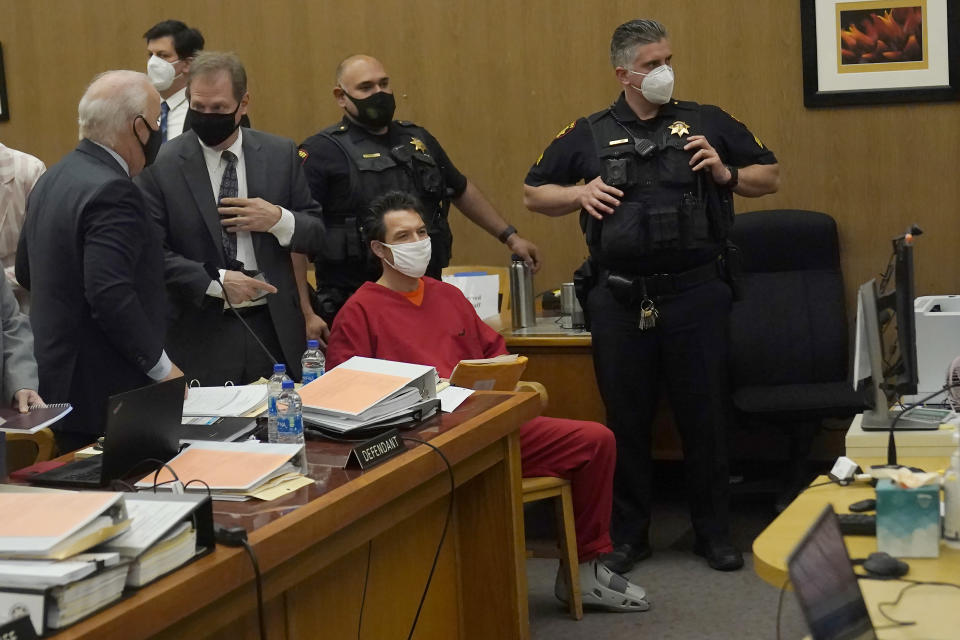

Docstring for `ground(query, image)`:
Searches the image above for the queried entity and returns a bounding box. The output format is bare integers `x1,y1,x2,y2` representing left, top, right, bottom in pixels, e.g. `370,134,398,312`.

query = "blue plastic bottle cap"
307,340,319,349
282,379,294,389
274,363,286,373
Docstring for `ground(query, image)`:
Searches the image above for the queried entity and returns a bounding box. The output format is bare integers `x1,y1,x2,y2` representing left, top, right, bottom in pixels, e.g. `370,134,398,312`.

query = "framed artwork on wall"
801,0,960,106
0,43,8,121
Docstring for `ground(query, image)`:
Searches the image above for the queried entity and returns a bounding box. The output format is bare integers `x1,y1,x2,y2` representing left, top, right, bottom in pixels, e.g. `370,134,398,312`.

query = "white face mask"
147,55,180,91
628,65,674,105
382,237,432,278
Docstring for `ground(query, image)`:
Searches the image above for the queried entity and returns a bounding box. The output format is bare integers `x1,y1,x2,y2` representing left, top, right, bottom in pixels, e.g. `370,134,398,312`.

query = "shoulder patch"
554,121,577,139
298,148,309,163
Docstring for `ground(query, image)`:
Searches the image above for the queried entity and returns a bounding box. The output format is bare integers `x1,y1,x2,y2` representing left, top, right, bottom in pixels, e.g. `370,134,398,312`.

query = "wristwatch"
498,225,517,244
724,165,739,189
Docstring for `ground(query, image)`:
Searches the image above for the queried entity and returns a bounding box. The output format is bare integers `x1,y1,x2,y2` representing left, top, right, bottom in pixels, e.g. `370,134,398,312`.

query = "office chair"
727,210,867,506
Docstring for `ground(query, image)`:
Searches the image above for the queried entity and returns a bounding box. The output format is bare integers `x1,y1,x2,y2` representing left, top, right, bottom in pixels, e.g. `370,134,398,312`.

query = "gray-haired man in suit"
137,52,325,386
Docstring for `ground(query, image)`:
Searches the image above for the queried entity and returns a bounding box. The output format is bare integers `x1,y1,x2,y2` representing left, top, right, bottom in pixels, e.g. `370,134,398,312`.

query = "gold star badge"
668,121,690,137
410,137,428,153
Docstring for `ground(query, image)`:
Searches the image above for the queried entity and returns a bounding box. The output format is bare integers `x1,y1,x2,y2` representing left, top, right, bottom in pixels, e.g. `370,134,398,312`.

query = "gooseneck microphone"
203,263,278,368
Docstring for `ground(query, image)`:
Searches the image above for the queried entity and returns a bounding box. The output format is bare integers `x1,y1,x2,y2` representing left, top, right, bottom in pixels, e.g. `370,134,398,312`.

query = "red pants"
519,416,615,563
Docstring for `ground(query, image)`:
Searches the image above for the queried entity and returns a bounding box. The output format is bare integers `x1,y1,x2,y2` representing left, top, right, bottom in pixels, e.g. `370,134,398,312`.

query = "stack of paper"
97,494,209,587
182,385,268,417
0,491,129,560
299,357,438,432
45,563,129,629
135,441,308,501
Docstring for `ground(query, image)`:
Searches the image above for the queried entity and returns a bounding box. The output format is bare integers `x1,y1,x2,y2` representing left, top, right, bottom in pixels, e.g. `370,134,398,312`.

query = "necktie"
219,151,240,268
160,101,170,143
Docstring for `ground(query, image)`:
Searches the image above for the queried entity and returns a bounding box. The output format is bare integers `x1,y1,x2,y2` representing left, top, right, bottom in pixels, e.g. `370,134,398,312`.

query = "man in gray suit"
137,52,325,385
0,276,42,412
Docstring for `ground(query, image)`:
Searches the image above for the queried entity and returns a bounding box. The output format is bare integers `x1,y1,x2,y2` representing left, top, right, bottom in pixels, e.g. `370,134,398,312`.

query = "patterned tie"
160,101,169,143
219,151,240,268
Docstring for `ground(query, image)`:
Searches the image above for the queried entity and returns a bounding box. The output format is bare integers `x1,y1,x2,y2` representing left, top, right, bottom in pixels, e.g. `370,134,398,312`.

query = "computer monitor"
787,505,877,640
859,226,936,431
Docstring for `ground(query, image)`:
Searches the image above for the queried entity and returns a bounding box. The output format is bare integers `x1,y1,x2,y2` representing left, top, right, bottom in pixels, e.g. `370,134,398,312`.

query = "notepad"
0,404,72,434
182,385,267,417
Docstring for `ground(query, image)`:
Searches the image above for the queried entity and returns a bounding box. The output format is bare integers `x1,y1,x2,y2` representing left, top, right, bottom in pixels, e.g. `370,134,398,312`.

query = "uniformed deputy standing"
297,55,541,328
524,19,780,573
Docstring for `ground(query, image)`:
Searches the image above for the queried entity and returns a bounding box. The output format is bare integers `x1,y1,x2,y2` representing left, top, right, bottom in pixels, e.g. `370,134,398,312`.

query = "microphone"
203,263,278,369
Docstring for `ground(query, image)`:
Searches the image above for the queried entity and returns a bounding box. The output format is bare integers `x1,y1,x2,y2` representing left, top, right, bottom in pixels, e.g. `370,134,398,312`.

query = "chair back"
4,429,56,473
728,210,848,387
441,265,510,311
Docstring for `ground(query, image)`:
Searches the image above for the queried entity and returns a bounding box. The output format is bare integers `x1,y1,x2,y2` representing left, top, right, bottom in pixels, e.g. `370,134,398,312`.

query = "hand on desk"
12,388,43,413
221,270,278,304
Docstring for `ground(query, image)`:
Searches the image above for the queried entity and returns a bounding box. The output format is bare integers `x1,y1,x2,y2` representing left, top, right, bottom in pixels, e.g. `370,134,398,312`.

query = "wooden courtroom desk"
493,313,684,459
753,456,960,638
50,391,540,640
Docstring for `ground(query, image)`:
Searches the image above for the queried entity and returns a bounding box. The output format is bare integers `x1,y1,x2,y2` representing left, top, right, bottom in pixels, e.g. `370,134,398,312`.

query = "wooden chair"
441,265,511,312
4,428,56,472
515,381,581,620
521,475,583,620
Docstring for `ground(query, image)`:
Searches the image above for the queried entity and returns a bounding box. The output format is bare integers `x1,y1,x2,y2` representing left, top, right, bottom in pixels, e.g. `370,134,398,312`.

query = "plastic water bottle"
267,364,291,444
276,380,303,446
943,431,960,548
301,340,325,384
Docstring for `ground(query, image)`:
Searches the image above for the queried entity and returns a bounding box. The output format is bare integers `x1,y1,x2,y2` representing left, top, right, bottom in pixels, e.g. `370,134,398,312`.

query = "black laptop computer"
30,377,186,488
787,505,878,640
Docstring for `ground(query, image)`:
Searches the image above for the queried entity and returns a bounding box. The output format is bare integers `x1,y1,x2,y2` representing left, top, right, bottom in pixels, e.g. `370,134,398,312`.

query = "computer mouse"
863,552,909,578
848,498,876,512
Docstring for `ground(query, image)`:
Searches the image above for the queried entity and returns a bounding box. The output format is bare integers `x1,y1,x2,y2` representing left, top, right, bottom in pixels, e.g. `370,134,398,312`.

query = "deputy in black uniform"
297,54,541,329
524,19,779,572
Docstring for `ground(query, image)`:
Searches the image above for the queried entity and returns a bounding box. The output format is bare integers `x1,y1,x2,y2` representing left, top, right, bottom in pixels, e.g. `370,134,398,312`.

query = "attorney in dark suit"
137,52,324,385
16,70,183,452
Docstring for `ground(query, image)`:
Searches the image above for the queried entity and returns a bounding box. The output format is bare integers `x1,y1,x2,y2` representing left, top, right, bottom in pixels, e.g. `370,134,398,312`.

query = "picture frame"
801,0,960,107
0,42,8,121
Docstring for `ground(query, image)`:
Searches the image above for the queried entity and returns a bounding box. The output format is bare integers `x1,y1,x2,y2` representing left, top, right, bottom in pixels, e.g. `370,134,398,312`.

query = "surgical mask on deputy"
342,88,396,130
381,237,432,278
134,115,162,166
147,55,180,92
628,65,675,105
189,103,242,147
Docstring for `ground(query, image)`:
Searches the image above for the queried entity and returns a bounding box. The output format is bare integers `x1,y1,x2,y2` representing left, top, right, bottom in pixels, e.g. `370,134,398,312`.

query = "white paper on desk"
437,386,474,412
853,293,870,389
183,385,267,417
442,274,499,320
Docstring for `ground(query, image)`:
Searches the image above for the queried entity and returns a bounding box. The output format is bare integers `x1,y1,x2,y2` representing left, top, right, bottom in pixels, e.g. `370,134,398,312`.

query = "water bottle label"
302,371,319,384
293,414,303,434
268,395,278,416
277,416,291,434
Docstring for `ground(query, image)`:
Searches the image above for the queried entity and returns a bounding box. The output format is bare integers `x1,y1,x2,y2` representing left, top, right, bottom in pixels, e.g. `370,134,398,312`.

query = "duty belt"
601,259,721,297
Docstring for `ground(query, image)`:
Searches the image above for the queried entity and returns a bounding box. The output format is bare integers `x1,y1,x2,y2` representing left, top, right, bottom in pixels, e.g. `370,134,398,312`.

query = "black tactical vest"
320,120,453,274
581,101,732,272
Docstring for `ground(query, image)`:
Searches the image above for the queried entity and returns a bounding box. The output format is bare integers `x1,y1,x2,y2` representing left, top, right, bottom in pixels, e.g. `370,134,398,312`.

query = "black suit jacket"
136,129,324,383
16,140,168,437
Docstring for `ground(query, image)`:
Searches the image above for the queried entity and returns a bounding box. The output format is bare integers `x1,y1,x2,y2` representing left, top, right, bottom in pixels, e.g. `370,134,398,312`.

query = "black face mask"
343,89,396,130
189,103,241,147
134,115,162,167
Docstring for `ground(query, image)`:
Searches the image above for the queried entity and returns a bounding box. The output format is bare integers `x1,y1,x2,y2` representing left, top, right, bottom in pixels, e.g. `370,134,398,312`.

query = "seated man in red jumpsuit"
325,190,649,613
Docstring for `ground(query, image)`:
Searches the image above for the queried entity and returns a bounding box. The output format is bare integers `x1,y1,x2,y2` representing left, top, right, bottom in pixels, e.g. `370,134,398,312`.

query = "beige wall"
2,0,958,302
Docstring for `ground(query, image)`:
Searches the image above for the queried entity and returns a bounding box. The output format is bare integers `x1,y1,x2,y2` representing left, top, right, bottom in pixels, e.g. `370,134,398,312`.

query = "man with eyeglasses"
16,70,182,452
296,54,541,328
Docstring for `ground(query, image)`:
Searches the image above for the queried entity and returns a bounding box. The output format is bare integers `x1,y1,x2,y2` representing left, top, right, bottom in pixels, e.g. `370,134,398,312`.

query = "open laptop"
787,505,878,640
30,377,186,488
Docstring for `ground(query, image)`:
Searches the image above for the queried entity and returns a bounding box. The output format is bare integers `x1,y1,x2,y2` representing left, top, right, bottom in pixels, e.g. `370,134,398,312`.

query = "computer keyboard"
837,513,876,536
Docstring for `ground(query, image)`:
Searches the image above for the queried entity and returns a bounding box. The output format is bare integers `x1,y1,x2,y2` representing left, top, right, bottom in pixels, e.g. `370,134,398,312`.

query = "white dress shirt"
198,129,295,306
163,87,189,140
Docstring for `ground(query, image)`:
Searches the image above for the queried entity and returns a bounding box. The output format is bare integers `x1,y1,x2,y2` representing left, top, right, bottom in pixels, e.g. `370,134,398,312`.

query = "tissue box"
876,478,940,558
